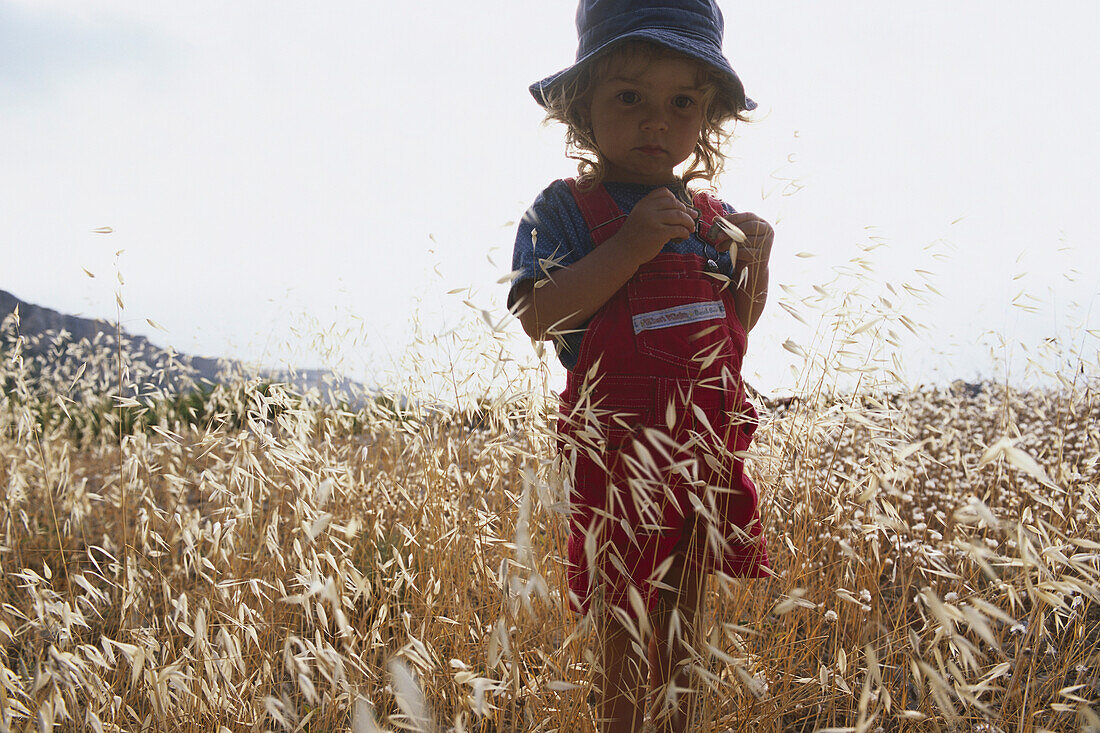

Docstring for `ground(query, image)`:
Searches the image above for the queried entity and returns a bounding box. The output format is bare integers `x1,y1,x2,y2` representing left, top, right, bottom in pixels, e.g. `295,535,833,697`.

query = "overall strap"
565,178,627,246
692,190,732,249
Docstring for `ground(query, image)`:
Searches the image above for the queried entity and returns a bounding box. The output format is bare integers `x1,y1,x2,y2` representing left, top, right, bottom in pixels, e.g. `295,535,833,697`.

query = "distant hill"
0,288,364,403
0,288,225,384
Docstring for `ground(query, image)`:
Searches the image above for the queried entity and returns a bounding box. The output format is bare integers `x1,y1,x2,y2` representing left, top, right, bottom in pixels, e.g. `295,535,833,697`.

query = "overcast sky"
3,1,1098,396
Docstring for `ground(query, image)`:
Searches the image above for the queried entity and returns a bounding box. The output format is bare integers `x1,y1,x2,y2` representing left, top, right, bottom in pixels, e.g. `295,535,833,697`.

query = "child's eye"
672,95,697,109
616,91,640,105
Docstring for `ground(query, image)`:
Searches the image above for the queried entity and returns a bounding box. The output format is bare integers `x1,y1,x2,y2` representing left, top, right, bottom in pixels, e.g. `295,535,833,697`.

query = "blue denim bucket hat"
530,0,756,114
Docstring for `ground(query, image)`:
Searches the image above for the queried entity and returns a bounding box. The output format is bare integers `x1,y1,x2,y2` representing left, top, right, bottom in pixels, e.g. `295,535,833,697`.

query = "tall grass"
0,272,1097,732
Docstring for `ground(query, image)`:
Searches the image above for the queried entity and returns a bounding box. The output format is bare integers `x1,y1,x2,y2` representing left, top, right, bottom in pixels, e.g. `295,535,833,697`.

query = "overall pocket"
627,276,739,371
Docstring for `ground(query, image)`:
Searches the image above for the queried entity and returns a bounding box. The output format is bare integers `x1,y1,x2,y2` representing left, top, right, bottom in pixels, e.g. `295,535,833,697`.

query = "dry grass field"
1,306,1098,732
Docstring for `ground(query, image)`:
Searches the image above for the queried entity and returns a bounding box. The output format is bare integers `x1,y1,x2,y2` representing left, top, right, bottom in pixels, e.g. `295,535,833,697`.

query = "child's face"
588,56,706,185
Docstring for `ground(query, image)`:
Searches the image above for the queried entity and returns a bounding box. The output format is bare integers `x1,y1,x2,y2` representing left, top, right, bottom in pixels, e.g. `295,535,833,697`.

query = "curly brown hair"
541,40,751,191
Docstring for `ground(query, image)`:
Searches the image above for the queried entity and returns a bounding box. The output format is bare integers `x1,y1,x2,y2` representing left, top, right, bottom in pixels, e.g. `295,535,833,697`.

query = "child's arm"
513,188,696,341
723,212,774,334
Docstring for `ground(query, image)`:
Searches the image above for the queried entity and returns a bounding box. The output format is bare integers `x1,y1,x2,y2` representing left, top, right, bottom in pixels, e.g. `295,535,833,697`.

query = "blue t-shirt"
509,179,738,370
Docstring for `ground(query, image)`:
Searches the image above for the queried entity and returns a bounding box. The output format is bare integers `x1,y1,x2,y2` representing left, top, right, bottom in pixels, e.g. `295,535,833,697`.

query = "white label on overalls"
632,301,726,334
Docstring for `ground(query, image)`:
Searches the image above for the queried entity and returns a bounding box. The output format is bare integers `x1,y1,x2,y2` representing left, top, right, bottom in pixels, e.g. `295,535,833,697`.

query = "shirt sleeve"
507,180,591,311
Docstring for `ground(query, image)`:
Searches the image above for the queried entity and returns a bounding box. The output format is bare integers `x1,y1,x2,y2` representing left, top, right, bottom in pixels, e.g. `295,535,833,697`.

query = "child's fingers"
668,220,696,243
668,215,696,243
722,212,773,238
721,211,765,223
642,189,698,216
725,217,773,265
640,188,683,207
674,209,697,228
632,189,701,244
648,203,696,229
709,218,746,246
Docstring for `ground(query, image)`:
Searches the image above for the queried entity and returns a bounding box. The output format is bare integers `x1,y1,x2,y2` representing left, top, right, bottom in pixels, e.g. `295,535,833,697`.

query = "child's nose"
640,104,669,131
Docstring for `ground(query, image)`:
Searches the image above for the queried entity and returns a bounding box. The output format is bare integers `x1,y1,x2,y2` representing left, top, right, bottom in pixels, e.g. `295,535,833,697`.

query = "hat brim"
530,28,756,114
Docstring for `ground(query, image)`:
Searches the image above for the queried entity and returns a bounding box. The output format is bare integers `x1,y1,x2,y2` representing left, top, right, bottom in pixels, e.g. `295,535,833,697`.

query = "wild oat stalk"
0,256,1096,733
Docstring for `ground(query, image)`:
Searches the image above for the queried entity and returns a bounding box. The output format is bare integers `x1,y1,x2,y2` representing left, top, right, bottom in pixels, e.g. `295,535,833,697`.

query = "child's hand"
616,188,698,265
723,212,773,332
722,212,773,271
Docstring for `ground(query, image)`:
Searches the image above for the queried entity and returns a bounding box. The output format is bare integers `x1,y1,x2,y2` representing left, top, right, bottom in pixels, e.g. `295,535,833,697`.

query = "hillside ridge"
0,288,361,400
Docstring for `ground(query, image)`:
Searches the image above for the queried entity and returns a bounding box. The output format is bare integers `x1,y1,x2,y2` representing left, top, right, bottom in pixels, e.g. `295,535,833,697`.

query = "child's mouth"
635,145,666,156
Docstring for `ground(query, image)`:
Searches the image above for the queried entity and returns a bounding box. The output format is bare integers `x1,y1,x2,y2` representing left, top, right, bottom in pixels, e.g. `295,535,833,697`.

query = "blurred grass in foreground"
0,269,1098,733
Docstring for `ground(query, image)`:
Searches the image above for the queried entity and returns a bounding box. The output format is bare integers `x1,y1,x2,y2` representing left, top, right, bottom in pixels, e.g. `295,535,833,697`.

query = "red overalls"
557,179,769,619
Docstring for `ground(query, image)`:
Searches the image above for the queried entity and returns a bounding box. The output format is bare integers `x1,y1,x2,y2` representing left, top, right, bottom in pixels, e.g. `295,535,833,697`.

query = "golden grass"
0,290,1097,732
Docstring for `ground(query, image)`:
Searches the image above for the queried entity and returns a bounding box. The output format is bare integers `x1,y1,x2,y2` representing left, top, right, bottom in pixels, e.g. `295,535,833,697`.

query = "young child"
509,1,772,731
